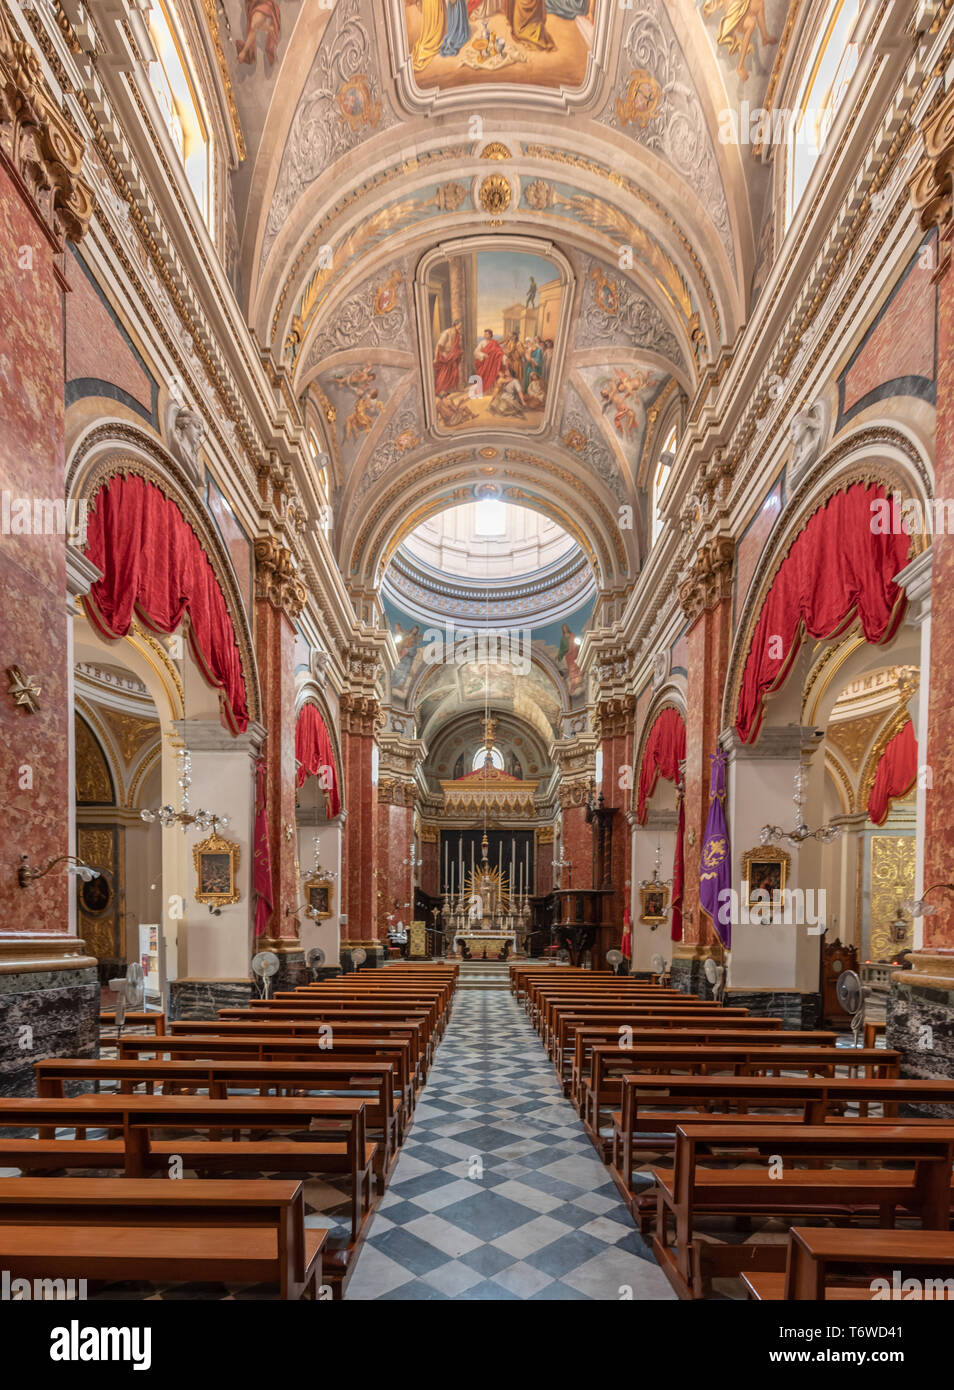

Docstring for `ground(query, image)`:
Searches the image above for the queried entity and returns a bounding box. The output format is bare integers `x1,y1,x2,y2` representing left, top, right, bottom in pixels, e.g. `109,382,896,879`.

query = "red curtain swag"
295,702,341,816
636,707,687,824
868,718,918,826
735,483,909,744
253,758,273,938
84,474,249,733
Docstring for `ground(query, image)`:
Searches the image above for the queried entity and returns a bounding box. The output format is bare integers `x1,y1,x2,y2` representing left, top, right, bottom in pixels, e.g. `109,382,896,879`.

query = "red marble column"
421,831,438,896
535,831,553,896
560,801,593,889
0,88,90,934
679,549,734,946
377,795,413,926
253,591,300,941
597,696,636,924
910,97,954,947
340,695,381,942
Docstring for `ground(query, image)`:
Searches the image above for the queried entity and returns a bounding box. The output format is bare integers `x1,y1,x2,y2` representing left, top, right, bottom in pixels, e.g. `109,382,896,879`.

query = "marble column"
909,93,954,947
420,826,439,897
893,550,932,948
253,538,306,983
340,693,384,966
676,537,734,978
553,736,597,890
0,31,97,1092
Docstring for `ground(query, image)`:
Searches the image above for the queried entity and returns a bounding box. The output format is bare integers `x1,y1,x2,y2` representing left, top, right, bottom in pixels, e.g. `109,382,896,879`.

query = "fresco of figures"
423,248,568,435
401,1,597,89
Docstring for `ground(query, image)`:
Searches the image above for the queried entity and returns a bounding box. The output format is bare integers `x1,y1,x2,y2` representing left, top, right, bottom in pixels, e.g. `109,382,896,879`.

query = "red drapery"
84,474,249,733
253,758,273,938
735,484,909,744
636,708,686,823
295,702,341,816
868,719,918,826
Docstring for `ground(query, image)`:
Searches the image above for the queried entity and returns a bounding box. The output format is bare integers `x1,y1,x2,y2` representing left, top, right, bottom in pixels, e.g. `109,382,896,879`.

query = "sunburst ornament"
7,666,41,713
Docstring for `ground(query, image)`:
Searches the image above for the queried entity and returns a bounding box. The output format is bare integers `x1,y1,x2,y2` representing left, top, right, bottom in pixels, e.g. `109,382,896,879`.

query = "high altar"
446,830,529,957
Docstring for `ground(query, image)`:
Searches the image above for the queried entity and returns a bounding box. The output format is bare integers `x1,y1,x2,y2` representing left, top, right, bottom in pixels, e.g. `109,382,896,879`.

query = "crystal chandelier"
760,760,841,848
140,748,228,833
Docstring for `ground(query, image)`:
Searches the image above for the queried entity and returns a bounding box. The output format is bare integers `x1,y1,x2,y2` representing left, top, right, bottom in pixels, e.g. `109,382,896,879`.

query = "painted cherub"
704,0,778,81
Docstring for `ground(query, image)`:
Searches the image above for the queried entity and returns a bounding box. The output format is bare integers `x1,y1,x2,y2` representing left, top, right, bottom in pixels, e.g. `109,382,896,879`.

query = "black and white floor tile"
345,989,675,1301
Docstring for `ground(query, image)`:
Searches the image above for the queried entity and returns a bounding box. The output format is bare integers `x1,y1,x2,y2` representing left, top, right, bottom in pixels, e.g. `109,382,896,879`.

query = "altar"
455,933,516,961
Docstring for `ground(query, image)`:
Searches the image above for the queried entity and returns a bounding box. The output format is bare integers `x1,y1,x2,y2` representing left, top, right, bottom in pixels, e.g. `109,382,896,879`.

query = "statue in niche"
788,399,829,484
166,399,205,483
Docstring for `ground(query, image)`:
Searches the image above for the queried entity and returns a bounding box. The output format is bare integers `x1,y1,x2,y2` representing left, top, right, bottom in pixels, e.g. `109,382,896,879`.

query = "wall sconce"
18,854,100,888
902,882,954,917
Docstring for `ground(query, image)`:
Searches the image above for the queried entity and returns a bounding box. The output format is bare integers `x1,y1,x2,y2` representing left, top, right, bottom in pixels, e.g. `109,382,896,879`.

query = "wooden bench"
554,1009,775,1081
570,1026,835,1111
652,1122,954,1298
611,1067,937,1204
0,1176,325,1299
99,1010,167,1037
35,1055,402,1184
227,1004,438,1061
120,1033,416,1121
743,1227,954,1300
171,1018,428,1085
541,1000,742,1058
0,1094,375,1252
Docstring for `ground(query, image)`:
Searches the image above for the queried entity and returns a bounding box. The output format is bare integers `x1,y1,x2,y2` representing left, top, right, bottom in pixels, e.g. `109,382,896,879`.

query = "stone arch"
66,422,262,728
723,426,932,736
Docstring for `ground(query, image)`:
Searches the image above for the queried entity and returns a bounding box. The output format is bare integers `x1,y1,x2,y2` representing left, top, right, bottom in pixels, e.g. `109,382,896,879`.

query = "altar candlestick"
526,842,530,897
444,840,448,889
470,841,474,882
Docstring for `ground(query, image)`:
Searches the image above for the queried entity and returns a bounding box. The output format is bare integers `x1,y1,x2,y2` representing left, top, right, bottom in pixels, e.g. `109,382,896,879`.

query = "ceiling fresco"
202,0,799,594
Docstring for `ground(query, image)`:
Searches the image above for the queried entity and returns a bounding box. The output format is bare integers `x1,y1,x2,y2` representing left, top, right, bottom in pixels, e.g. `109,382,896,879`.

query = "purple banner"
699,749,731,949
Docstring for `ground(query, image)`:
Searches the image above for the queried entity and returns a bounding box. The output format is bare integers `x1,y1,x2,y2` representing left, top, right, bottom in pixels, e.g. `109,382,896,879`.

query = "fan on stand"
349,946,367,975
704,956,725,1003
251,950,279,999
306,946,326,982
107,961,145,1035
836,968,865,1046
606,948,624,977
650,952,666,986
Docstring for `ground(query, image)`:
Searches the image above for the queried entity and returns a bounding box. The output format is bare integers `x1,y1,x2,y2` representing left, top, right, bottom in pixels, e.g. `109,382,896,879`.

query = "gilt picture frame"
741,845,791,906
193,831,240,908
639,883,669,924
304,875,334,921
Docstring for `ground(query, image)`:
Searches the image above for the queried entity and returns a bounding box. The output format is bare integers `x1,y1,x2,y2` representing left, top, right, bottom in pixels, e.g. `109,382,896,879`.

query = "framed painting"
193,831,240,908
639,883,669,925
304,875,334,921
741,846,790,906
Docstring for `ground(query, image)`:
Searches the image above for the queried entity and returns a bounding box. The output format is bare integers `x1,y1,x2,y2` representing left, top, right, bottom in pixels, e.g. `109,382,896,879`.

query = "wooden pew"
611,1067,935,1202
570,1025,833,1111
0,1177,324,1300
652,1122,954,1298
550,1004,758,1070
228,1003,438,1060
540,999,739,1057
100,1011,166,1036
744,1227,954,1301
35,1056,402,1185
171,1018,428,1086
0,1094,375,1250
120,1033,416,1123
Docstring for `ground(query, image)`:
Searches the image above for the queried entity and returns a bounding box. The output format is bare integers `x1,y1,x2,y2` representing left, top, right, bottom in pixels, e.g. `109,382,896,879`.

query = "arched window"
652,425,677,546
308,430,331,532
472,746,505,772
786,0,861,225
148,2,211,225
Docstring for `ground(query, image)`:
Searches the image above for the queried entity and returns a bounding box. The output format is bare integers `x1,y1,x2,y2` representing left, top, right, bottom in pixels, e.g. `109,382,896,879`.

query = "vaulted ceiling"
208,0,795,593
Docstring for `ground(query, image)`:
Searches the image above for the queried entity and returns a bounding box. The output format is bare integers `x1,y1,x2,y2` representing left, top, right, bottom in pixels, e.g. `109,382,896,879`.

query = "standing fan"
836,968,865,1045
108,961,145,1032
606,948,624,976
251,950,279,999
650,952,666,985
704,956,725,1003
350,946,367,974
306,946,326,981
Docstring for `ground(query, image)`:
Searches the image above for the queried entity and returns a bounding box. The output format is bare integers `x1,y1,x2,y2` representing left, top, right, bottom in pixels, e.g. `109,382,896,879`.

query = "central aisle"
346,984,676,1300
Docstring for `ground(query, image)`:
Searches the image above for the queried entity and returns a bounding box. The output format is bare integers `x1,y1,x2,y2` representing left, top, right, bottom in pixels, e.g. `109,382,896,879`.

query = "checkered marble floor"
345,989,675,1301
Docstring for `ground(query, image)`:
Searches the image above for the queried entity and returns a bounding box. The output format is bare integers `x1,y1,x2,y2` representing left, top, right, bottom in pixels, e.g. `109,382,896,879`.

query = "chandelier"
902,881,954,918
760,760,841,848
140,747,228,833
